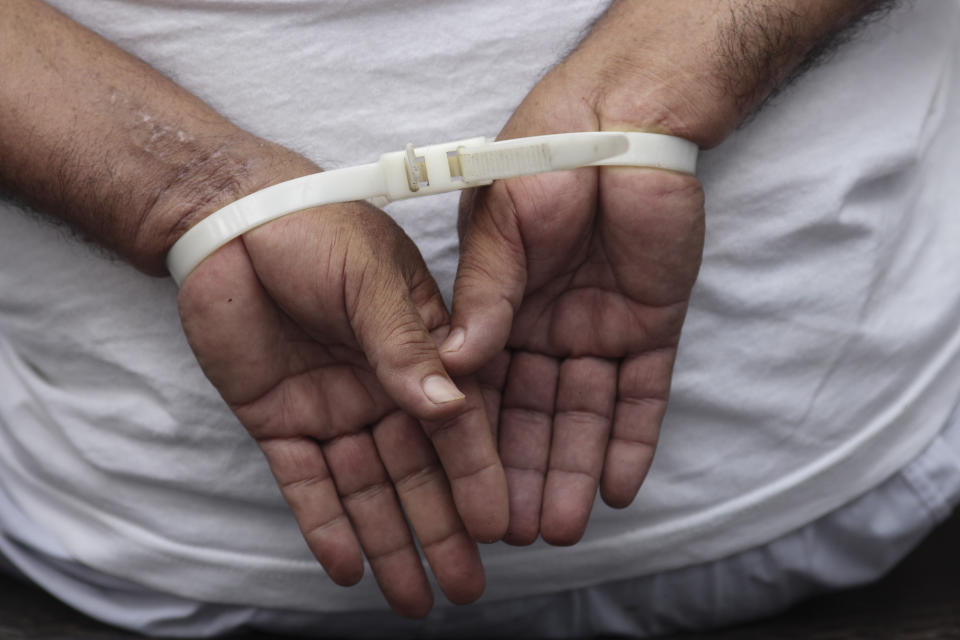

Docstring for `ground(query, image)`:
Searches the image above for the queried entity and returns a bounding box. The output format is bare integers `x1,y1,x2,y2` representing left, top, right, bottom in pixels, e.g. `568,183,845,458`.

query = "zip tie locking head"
404,142,427,192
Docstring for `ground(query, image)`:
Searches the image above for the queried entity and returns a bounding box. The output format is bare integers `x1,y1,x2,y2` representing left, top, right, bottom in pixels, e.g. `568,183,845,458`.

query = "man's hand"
441,0,893,546
178,195,508,616
441,65,704,546
0,1,509,615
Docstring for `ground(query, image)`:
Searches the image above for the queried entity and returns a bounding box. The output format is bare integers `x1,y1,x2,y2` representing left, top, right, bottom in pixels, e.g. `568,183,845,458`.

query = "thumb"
349,255,510,542
348,259,470,423
440,183,527,376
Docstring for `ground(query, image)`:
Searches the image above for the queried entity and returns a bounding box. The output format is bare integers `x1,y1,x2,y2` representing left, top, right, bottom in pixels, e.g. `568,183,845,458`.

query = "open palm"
177,200,507,615
442,69,704,545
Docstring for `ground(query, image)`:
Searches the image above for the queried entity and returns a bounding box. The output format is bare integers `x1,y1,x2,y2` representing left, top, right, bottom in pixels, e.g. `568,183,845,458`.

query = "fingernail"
422,375,466,405
441,328,466,353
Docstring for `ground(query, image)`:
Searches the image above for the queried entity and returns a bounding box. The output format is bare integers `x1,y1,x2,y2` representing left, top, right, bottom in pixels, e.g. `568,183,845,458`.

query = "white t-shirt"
1,0,958,614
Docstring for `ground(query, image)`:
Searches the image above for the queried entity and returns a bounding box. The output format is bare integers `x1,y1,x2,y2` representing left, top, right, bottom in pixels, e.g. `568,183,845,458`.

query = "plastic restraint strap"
166,131,698,285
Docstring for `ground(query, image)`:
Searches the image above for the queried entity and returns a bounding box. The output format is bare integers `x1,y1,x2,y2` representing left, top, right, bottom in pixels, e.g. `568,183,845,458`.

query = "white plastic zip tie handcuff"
166,131,698,285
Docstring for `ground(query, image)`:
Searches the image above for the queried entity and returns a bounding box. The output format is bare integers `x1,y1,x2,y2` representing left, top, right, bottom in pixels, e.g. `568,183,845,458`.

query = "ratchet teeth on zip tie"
166,131,698,286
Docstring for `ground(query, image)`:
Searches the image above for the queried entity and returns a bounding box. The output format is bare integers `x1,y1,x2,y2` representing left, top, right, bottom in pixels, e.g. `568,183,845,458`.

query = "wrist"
560,2,736,149
565,0,889,150
134,136,319,277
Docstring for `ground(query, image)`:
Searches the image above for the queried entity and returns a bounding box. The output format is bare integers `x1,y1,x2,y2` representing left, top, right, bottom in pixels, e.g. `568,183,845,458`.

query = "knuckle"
394,463,444,494
341,479,393,506
377,318,436,367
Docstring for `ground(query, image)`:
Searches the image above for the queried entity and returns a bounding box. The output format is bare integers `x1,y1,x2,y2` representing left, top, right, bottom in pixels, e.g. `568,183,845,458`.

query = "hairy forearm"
0,0,314,275
566,0,894,147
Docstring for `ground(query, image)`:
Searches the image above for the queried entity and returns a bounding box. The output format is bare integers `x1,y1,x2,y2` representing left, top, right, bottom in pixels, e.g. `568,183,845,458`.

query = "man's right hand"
177,193,509,617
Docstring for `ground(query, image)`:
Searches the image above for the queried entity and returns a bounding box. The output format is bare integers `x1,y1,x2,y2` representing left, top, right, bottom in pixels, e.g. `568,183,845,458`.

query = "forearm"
564,0,893,147
0,0,314,275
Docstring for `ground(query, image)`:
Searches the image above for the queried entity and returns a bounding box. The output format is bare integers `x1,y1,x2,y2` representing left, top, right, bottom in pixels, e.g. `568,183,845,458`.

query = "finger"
477,349,512,444
347,260,468,425
257,436,363,587
418,322,509,544
498,351,559,545
322,431,433,618
373,410,485,605
541,357,617,546
440,184,526,376
420,375,509,543
601,347,676,508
